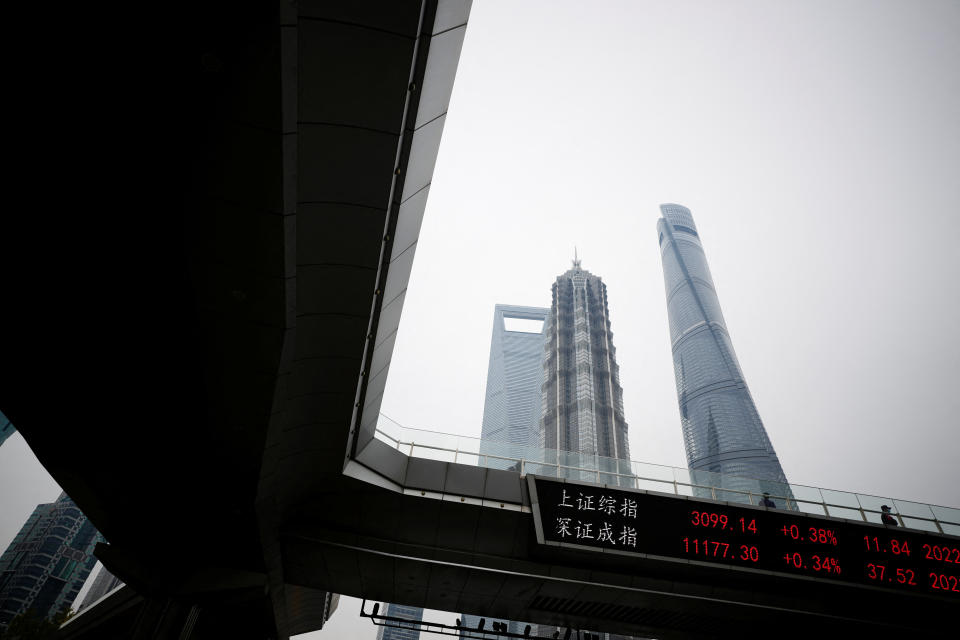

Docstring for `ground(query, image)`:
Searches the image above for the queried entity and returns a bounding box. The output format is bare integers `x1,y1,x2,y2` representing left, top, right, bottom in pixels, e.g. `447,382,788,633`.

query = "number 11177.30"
683,538,760,562
683,537,730,558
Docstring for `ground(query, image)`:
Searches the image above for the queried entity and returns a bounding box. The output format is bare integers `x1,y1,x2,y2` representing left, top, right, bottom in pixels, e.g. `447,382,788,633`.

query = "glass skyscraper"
0,493,103,631
0,409,15,447
76,565,124,611
539,262,634,638
479,305,549,468
377,602,423,640
464,275,633,639
540,259,631,484
657,204,789,499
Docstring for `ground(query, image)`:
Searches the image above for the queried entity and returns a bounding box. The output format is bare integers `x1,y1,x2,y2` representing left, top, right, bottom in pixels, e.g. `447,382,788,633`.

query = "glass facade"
460,613,629,640
461,272,636,639
459,614,540,638
540,261,631,484
657,204,789,497
0,409,15,447
376,602,424,640
0,493,103,630
479,305,549,469
77,564,124,610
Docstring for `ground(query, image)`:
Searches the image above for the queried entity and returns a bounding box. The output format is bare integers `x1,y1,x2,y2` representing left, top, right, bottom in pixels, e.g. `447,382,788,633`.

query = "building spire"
572,246,581,270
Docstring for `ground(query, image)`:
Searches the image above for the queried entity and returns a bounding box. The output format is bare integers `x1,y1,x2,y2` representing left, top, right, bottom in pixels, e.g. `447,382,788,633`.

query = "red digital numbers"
782,524,841,546
690,511,729,530
865,565,918,587
808,527,839,546
863,535,911,556
811,555,842,574
866,563,886,581
739,544,759,563
682,538,758,563
688,511,757,534
861,540,960,594
896,568,917,585
923,543,960,564
928,572,959,592
672,487,959,596
889,539,910,556
784,552,841,575
683,537,730,558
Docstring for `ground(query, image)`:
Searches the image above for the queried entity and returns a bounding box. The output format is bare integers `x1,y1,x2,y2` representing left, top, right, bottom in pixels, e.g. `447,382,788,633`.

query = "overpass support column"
129,598,201,640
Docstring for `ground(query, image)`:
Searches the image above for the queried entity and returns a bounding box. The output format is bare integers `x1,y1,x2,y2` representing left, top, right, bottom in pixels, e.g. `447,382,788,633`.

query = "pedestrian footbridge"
2,1,956,638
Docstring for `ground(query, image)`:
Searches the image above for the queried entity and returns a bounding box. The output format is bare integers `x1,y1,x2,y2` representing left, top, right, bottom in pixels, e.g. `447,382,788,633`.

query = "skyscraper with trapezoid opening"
479,305,549,470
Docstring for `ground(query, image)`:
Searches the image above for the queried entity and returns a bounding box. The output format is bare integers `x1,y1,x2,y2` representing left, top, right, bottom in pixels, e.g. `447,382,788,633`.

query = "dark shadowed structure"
0,2,954,638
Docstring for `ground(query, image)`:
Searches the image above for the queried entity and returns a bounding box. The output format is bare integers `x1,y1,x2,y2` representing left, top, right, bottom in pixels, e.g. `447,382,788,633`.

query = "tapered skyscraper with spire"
540,257,630,480
657,204,788,495
465,257,631,638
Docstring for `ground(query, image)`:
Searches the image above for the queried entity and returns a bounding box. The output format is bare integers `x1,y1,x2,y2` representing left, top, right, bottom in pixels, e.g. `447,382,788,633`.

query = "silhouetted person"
760,492,776,508
881,504,898,526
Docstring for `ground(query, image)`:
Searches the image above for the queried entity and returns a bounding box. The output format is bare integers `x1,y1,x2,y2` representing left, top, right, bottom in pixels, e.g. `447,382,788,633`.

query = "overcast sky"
3,1,959,638
381,0,960,507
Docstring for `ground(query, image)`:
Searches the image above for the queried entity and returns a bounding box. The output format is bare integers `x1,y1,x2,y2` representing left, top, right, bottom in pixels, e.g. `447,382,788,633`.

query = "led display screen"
530,476,959,598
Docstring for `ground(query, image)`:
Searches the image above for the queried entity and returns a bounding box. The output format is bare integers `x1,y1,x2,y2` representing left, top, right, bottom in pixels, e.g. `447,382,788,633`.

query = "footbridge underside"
1,1,954,638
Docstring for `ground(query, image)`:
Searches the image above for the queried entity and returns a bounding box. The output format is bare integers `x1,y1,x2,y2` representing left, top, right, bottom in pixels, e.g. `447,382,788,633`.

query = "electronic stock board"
529,476,959,599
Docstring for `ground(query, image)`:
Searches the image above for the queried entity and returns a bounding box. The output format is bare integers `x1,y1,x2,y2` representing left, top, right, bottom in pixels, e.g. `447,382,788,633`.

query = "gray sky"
381,0,960,510
4,2,960,638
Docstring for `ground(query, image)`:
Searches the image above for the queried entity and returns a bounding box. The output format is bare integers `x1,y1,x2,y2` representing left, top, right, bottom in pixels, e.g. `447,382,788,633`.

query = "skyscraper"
381,310,547,640
0,493,103,631
540,258,631,482
377,602,423,640
464,267,634,640
538,262,635,640
0,410,15,447
76,565,124,611
471,284,630,638
657,203,789,498
479,305,549,468
458,306,551,638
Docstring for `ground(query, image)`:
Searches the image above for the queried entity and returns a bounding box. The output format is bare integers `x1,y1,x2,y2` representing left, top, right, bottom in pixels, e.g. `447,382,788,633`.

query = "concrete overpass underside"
1,1,953,638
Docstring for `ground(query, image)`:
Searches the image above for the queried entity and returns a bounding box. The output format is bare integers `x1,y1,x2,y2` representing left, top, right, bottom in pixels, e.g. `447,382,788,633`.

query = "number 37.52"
866,564,916,585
